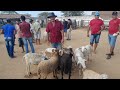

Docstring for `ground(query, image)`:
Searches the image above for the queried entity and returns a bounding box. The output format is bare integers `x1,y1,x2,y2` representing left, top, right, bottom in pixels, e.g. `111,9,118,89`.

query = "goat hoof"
53,75,55,77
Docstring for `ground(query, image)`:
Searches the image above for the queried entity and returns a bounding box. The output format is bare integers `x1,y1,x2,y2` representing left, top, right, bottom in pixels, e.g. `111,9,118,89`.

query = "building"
56,15,100,27
0,14,32,23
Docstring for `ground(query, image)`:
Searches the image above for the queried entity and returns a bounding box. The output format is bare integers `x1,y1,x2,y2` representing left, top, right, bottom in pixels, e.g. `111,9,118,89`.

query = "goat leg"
53,71,55,77
61,70,63,79
37,68,41,79
55,69,58,79
69,71,71,79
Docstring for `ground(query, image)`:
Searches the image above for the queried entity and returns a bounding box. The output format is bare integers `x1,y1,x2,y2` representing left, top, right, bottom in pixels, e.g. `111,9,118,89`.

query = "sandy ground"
0,28,120,79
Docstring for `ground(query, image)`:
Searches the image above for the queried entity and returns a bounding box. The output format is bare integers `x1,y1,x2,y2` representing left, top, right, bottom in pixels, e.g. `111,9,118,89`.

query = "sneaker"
106,54,111,59
106,52,114,56
11,56,16,58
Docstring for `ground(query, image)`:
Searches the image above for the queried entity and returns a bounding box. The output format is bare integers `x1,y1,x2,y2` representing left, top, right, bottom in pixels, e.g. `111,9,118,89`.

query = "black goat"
60,48,74,79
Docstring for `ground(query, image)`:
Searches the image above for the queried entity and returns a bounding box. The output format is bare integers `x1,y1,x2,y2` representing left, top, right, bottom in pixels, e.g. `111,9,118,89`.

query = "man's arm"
60,22,64,43
46,24,50,44
117,24,120,35
0,26,4,34
47,32,50,41
0,29,3,34
87,26,90,37
61,29,64,43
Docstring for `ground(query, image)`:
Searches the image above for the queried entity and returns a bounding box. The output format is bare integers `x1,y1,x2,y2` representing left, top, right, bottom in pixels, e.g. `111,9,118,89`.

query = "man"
29,19,35,43
87,11,104,54
46,12,64,50
15,19,25,53
67,19,72,40
0,19,16,58
33,19,41,45
63,19,68,37
106,11,120,59
19,15,35,53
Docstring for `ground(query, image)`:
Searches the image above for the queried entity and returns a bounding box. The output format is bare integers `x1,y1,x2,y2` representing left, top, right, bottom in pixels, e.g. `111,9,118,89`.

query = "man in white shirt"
33,19,41,45
29,19,35,43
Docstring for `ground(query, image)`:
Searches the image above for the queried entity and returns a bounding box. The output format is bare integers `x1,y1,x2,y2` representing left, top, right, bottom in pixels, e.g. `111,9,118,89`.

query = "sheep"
74,48,87,76
60,47,74,79
23,52,47,77
81,45,93,61
37,49,60,79
83,69,108,79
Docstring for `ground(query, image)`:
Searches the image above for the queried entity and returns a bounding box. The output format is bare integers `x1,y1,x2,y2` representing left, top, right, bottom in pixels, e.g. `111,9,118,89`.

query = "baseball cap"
95,11,100,16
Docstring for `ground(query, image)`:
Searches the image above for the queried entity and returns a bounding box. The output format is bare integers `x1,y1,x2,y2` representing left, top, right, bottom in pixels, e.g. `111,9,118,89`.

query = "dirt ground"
0,28,120,79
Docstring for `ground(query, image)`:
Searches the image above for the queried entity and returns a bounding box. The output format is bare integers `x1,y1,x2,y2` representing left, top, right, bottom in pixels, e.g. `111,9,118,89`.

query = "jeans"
5,38,14,58
22,37,35,53
64,28,67,32
90,34,101,44
108,34,117,47
51,43,62,50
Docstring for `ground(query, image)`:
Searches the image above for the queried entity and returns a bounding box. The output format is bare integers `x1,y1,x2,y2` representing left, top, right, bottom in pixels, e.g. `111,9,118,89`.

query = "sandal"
106,54,111,59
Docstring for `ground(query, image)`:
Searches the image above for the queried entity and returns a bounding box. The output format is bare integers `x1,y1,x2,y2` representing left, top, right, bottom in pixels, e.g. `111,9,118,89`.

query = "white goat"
83,69,108,79
23,53,46,77
81,45,93,61
74,48,87,76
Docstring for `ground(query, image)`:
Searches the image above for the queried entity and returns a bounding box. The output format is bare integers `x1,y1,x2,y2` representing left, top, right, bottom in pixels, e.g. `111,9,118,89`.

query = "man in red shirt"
19,15,35,53
106,11,120,59
46,12,64,50
87,11,104,54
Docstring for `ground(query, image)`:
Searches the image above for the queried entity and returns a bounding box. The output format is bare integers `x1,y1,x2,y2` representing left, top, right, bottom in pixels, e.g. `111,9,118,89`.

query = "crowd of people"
0,11,120,60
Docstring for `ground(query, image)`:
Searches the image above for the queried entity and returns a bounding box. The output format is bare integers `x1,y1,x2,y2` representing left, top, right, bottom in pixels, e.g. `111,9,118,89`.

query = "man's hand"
97,31,101,34
61,39,64,44
87,34,89,37
47,41,50,46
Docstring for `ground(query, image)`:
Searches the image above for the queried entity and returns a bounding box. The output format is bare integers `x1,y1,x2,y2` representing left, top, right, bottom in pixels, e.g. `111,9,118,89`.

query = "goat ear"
59,50,63,56
62,48,65,50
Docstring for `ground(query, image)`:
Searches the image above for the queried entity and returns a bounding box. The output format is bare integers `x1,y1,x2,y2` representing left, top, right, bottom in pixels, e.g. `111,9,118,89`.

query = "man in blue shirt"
0,19,16,58
63,19,68,37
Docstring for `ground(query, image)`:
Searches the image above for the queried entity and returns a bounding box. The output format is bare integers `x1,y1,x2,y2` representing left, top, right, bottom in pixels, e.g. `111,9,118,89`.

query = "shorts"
64,28,67,32
51,43,62,50
108,34,117,47
18,38,24,47
34,31,41,39
90,34,100,44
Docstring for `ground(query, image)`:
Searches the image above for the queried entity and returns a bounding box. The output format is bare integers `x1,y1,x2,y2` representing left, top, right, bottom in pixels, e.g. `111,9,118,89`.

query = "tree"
38,12,50,27
61,11,84,17
1,11,18,14
38,12,49,20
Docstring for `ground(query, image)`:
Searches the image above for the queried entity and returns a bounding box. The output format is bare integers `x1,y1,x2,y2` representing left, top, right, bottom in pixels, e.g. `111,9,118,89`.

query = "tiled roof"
0,14,31,19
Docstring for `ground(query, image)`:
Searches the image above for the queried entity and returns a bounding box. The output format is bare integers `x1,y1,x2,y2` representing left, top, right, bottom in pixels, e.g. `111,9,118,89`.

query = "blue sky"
16,11,93,17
